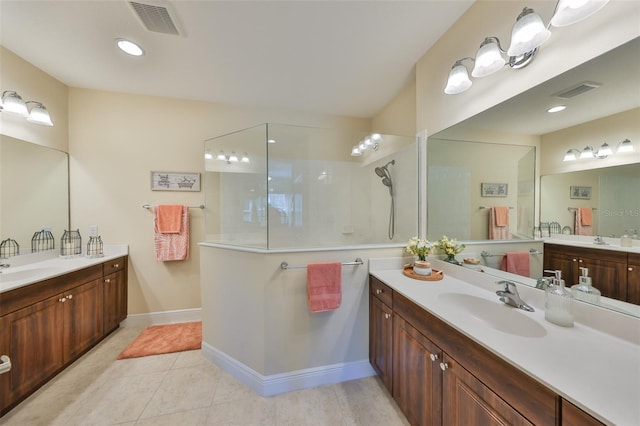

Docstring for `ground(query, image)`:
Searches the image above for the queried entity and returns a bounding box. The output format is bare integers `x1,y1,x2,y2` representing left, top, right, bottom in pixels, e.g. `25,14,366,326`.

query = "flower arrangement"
405,237,432,261
435,235,465,262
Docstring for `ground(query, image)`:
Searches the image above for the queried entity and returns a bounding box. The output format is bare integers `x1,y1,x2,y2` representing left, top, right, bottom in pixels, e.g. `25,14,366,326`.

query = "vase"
413,260,432,276
444,254,461,265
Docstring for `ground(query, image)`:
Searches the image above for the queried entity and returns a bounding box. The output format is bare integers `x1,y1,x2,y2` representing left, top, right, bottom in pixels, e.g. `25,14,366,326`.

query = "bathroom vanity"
369,259,639,426
0,249,128,415
544,240,640,305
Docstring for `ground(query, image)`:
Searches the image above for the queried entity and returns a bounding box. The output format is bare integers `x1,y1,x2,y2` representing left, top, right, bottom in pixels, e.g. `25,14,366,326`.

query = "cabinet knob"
67,294,73,300
572,258,577,262
629,267,634,272
578,259,583,263
384,313,391,320
104,278,111,283
439,362,449,371
113,264,119,268
429,353,439,362
59,297,66,303
376,289,382,295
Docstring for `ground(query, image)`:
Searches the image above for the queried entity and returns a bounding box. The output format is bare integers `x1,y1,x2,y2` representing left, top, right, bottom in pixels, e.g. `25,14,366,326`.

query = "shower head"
381,177,392,187
375,167,386,178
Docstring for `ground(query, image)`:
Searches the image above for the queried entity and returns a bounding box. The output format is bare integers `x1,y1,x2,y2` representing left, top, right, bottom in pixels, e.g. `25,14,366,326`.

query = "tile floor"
0,326,408,426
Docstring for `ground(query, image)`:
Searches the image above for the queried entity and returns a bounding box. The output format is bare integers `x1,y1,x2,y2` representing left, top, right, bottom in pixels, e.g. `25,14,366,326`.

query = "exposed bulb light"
241,153,250,163
216,151,226,160
116,38,144,56
268,139,276,144
472,38,506,78
507,8,551,57
1,91,28,117
444,59,473,94
26,101,53,126
359,140,367,151
617,138,634,153
364,137,373,147
351,145,362,157
547,105,567,113
204,152,214,160
229,152,239,162
551,0,610,27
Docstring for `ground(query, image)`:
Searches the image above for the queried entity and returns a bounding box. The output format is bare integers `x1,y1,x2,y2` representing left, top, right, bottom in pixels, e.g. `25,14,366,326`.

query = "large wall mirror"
426,37,639,317
0,135,69,255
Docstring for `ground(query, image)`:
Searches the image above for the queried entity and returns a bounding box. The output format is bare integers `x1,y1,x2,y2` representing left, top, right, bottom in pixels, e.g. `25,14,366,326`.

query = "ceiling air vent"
128,1,183,36
553,82,601,99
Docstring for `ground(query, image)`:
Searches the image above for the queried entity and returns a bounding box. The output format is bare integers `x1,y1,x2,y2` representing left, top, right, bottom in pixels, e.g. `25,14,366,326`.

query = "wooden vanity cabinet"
561,399,605,426
103,257,128,333
544,243,629,302
627,253,640,305
369,277,393,392
0,256,128,416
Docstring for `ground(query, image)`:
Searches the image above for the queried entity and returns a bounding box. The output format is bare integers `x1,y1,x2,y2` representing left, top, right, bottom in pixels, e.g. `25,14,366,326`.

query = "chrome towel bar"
281,257,364,270
481,249,541,258
142,204,204,210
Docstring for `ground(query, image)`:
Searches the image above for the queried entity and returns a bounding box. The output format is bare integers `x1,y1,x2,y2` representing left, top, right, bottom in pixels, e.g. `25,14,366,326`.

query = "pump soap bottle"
571,267,601,304
545,270,574,327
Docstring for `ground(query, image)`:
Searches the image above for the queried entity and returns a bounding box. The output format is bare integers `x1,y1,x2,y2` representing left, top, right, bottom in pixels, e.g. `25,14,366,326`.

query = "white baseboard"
121,308,202,328
201,341,376,397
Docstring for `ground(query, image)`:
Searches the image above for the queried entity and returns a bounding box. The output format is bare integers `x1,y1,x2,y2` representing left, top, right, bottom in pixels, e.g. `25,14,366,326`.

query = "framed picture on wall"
481,182,508,197
151,171,201,191
570,185,591,199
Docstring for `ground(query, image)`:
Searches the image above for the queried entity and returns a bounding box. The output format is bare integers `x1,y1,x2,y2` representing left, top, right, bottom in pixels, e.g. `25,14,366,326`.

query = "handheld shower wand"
374,160,395,239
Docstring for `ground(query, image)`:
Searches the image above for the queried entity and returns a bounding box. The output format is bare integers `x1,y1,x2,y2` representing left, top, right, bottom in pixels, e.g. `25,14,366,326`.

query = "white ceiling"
0,0,474,118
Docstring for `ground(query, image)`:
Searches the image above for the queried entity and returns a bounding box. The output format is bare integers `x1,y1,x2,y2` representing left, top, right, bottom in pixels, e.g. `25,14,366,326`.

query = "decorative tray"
402,265,444,281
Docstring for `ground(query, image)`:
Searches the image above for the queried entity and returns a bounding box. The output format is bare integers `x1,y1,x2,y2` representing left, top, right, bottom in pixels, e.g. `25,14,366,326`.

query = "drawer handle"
0,355,11,375
429,353,439,362
376,289,383,295
439,362,449,371
104,278,111,283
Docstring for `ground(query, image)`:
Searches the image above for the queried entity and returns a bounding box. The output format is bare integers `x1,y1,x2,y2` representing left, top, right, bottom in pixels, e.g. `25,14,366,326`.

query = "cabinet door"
5,294,64,404
103,270,126,332
63,279,104,361
626,255,640,305
369,295,393,392
544,247,576,284
580,257,627,301
393,315,442,426
0,316,11,413
561,399,605,426
442,355,533,426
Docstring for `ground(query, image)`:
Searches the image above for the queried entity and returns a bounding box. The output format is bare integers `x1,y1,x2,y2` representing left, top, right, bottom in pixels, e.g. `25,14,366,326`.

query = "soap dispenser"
621,230,632,247
545,270,574,327
571,267,601,304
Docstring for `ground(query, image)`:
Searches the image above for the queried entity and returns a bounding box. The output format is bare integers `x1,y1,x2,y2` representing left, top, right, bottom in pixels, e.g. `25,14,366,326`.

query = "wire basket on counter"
0,238,20,258
60,230,82,257
86,236,104,258
32,229,55,252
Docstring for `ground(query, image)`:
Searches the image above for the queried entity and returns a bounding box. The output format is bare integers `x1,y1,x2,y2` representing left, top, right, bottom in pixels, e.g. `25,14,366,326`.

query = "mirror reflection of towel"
575,208,593,236
501,252,530,277
579,207,592,226
489,207,510,240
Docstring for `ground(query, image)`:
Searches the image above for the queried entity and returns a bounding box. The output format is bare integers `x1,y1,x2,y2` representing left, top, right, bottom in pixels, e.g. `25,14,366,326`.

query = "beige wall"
415,0,640,136
371,72,416,137
68,88,371,315
0,46,68,151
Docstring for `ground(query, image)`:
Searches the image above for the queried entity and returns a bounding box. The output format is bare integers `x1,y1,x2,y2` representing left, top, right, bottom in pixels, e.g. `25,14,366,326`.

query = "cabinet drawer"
102,257,125,275
370,276,393,306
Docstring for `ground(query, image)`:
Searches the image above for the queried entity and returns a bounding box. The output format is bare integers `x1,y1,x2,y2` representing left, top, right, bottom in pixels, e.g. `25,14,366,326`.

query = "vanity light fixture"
562,139,633,161
444,0,609,95
204,152,214,160
350,133,383,156
116,38,144,56
26,101,54,126
241,153,250,163
216,151,226,160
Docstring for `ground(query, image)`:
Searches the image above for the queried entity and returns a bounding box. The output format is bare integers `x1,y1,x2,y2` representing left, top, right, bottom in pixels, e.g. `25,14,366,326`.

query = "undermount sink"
0,267,61,283
438,292,547,338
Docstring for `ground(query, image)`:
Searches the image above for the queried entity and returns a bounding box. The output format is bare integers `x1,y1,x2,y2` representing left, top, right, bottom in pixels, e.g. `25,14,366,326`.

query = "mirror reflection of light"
547,105,566,113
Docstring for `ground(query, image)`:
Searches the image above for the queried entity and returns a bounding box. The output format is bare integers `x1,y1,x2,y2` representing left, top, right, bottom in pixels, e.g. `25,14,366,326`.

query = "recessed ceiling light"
116,38,144,56
547,105,566,113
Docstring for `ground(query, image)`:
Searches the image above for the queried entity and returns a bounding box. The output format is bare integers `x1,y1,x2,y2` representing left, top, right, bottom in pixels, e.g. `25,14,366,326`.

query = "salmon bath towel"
307,262,342,313
575,208,593,236
501,252,530,277
154,205,189,261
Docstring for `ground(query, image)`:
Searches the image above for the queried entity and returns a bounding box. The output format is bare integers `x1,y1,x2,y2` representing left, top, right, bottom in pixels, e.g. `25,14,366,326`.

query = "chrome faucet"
496,281,534,312
0,263,10,273
593,235,608,245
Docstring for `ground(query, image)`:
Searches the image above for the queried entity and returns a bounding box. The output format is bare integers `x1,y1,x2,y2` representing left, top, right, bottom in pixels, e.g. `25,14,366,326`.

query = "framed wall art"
481,182,508,197
151,171,201,192
570,185,591,200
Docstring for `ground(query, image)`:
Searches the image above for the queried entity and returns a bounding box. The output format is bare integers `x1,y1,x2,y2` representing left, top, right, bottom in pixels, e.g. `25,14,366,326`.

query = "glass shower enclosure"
204,123,418,250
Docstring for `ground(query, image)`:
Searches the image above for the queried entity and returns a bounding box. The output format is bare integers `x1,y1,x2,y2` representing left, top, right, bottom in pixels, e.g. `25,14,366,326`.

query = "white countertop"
0,245,128,293
370,258,640,426
545,235,640,254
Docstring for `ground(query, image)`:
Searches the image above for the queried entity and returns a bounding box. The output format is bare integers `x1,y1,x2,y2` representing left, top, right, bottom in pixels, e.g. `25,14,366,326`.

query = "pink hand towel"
574,208,593,236
154,205,189,261
579,207,592,226
307,262,342,313
501,252,530,277
494,206,509,227
155,205,184,233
